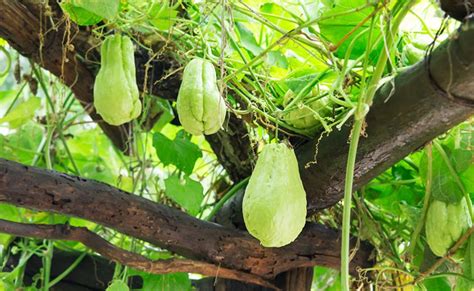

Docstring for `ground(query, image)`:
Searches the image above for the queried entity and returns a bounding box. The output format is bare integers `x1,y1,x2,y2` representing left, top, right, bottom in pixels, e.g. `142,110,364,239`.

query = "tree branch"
0,219,277,289
0,158,373,278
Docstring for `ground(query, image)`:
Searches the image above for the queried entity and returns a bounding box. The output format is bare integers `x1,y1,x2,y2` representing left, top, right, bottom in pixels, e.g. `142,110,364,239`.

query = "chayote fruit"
283,89,332,131
94,34,141,126
176,58,226,135
243,143,307,247
425,199,472,257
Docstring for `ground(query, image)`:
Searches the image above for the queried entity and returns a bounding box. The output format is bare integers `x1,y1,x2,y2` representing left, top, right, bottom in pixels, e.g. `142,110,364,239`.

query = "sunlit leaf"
235,22,263,56
61,3,103,26
148,3,178,31
260,3,298,31
266,51,288,69
0,97,40,128
318,0,381,60
164,173,203,216
153,130,202,175
0,121,43,165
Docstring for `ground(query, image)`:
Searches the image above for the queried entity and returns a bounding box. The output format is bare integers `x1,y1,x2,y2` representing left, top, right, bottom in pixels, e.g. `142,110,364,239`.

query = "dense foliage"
0,0,472,290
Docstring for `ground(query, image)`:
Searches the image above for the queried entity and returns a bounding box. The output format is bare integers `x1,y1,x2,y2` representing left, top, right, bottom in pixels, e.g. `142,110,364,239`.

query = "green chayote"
176,58,226,135
283,89,332,131
94,34,141,126
425,199,472,257
243,143,307,247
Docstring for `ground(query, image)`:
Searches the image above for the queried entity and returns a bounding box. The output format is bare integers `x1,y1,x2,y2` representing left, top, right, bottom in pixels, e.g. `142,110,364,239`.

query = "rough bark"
440,0,474,20
297,20,474,210
0,158,374,280
0,219,276,288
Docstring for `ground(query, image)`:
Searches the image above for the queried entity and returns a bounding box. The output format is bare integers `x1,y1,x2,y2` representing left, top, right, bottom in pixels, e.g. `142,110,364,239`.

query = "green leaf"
0,90,18,117
422,277,451,291
460,166,474,193
128,270,191,291
235,22,263,56
312,266,340,290
164,173,203,216
148,3,178,31
0,121,44,165
284,69,323,94
68,0,119,19
318,0,380,60
153,131,202,175
266,51,288,69
449,149,472,173
431,174,463,203
142,273,191,290
420,145,467,203
106,280,129,291
60,3,103,26
0,97,40,128
260,3,297,31
151,98,175,132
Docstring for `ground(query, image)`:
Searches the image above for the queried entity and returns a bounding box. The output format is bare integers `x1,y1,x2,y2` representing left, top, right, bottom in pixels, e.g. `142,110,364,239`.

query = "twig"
0,219,278,290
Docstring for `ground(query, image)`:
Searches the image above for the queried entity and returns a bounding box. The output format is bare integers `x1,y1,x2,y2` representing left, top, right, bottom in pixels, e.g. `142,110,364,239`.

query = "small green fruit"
94,34,141,126
425,199,472,257
176,58,226,135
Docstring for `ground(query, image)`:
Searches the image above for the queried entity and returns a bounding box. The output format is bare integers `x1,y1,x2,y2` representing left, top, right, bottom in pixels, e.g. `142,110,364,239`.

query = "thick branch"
0,158,373,278
297,20,474,210
0,219,276,289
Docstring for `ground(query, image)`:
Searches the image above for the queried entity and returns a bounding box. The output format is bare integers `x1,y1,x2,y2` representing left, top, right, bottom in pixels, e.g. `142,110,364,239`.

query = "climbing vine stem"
340,1,417,290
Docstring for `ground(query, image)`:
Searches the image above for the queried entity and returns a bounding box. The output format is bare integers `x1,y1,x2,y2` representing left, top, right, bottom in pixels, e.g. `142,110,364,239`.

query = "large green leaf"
142,272,191,291
61,3,102,26
129,269,191,291
422,277,451,291
266,51,288,69
61,0,119,26
153,130,202,175
430,174,463,203
164,173,203,216
283,68,328,94
0,121,44,165
420,145,466,203
148,3,178,31
235,22,263,56
260,3,298,32
0,97,40,128
318,0,381,60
